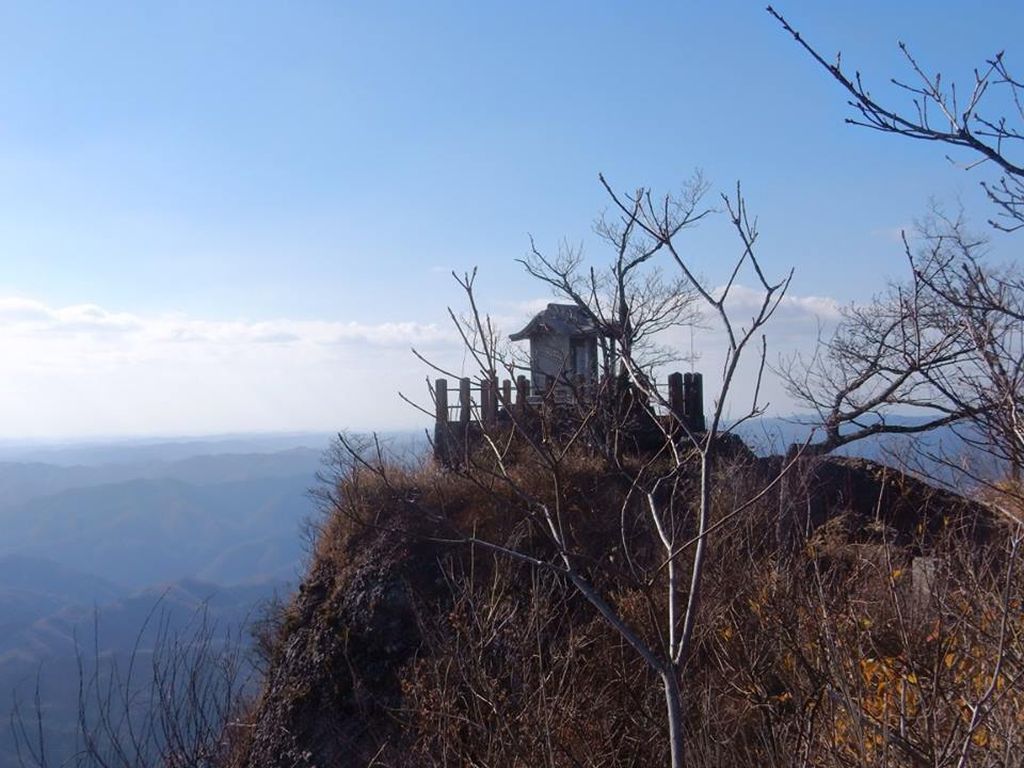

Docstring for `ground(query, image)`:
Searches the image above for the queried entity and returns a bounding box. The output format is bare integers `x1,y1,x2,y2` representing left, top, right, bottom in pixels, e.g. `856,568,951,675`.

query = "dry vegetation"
226,439,1023,768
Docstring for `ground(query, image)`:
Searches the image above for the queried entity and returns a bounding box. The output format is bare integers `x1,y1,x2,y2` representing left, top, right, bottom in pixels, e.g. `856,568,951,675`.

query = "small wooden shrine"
508,303,602,392
432,304,706,465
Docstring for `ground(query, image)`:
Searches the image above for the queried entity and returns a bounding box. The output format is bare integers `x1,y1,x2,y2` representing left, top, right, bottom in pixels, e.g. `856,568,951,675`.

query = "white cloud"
0,286,847,438
0,296,463,438
0,297,55,323
715,283,841,321
0,301,457,352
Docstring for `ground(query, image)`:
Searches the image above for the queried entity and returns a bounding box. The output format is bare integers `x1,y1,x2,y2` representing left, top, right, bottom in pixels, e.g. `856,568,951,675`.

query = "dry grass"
236,438,1024,767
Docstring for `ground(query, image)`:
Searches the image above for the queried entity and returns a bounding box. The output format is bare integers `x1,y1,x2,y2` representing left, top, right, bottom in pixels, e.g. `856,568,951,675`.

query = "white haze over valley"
0,288,841,438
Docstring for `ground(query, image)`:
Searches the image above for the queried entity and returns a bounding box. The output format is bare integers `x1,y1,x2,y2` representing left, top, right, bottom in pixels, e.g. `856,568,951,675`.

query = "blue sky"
0,1,1019,437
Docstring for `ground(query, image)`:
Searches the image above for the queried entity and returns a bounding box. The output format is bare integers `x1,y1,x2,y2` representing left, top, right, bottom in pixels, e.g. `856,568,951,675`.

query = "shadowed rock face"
238,522,447,768
779,456,995,549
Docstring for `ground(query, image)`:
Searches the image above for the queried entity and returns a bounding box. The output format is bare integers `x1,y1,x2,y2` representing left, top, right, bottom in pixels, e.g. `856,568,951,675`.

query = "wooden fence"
433,372,706,465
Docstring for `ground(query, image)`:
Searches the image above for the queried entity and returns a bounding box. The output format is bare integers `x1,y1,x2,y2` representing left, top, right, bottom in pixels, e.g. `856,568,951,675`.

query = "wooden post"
434,378,448,425
668,372,684,422
683,373,694,428
516,375,529,412
459,377,472,425
684,372,706,432
502,379,512,411
434,378,449,466
481,377,497,427
692,372,705,432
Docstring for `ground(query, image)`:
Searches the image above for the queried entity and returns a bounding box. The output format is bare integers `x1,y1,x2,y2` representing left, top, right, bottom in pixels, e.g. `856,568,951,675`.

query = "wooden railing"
432,372,707,466
434,376,530,430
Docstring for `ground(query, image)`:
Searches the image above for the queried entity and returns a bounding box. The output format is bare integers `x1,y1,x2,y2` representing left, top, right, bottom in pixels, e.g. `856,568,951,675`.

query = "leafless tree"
768,5,1024,232
519,171,710,378
779,215,985,456
777,207,1024,524
770,8,1024,492
334,175,798,768
910,221,1024,485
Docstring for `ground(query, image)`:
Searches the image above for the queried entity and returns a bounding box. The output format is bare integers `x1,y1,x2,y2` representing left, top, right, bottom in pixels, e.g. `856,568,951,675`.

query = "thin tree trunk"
662,667,685,768
678,453,711,660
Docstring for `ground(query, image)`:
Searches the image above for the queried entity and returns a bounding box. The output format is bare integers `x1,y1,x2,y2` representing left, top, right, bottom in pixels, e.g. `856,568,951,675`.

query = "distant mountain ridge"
0,473,315,588
0,447,323,507
0,432,336,466
0,436,332,768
